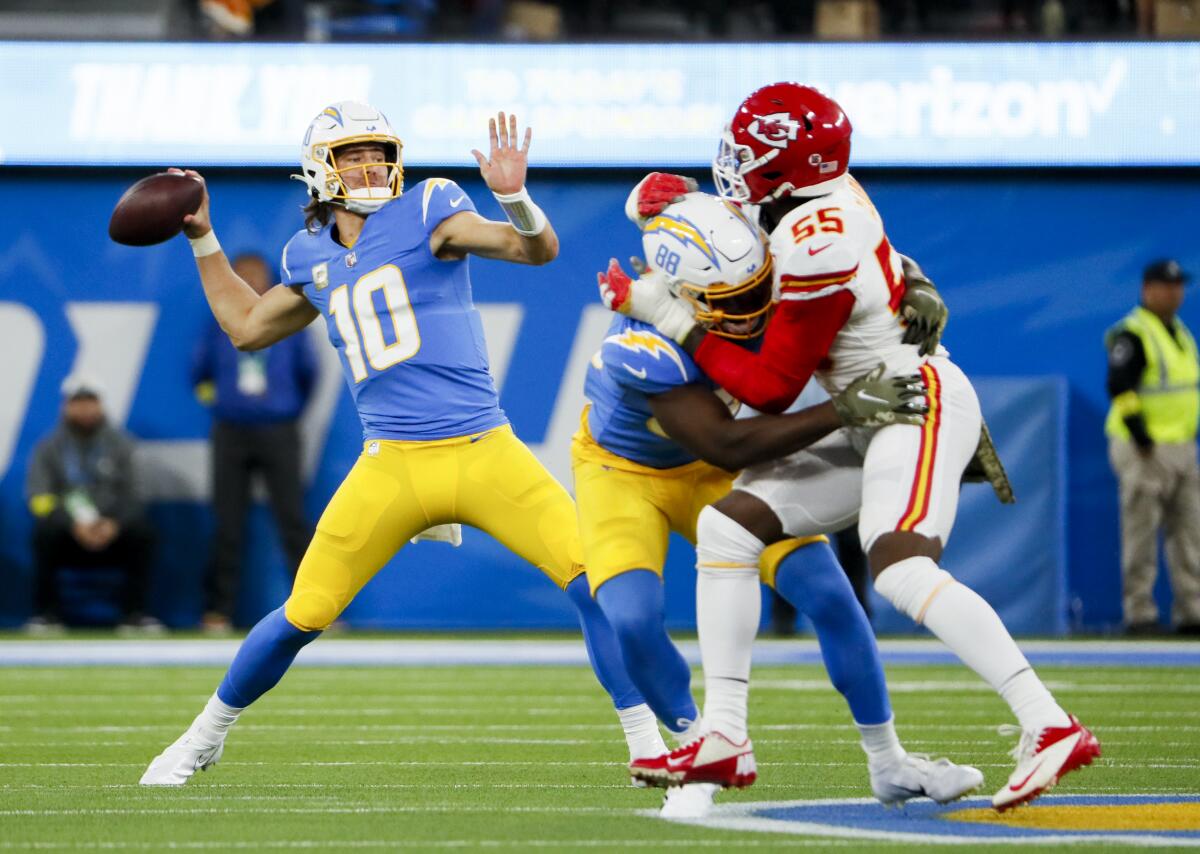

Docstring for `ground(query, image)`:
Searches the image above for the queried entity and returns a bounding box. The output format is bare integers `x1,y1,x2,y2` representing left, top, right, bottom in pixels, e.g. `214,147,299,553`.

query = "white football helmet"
641,193,773,339
295,101,404,215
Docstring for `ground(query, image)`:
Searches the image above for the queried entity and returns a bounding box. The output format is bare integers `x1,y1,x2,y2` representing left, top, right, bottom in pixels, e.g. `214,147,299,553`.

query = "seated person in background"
24,376,160,633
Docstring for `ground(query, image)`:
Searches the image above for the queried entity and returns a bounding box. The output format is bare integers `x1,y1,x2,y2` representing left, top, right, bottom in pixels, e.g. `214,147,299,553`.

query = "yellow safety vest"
1105,306,1200,443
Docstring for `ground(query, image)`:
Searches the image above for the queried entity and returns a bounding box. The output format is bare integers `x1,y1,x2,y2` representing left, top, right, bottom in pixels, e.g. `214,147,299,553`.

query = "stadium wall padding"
0,168,1195,632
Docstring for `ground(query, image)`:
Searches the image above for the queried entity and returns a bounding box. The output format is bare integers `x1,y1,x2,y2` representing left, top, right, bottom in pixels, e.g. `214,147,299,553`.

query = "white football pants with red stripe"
734,357,981,550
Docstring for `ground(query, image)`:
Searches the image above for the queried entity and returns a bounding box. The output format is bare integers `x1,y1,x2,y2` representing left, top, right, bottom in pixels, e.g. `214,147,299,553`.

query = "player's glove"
597,257,696,345
831,364,928,428
962,419,1016,504
898,256,949,357
624,173,698,226
410,524,463,547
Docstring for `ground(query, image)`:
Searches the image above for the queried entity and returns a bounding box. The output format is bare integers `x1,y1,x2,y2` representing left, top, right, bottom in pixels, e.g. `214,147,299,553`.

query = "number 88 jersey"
280,178,508,441
767,175,938,394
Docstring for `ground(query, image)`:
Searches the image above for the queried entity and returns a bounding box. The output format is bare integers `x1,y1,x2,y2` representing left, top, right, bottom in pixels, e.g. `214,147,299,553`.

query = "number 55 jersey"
767,175,941,396
280,178,507,441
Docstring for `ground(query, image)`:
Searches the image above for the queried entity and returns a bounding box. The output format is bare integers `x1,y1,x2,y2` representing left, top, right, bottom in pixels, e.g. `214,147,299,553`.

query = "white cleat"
992,716,1100,812
871,753,984,806
660,783,720,819
139,720,227,786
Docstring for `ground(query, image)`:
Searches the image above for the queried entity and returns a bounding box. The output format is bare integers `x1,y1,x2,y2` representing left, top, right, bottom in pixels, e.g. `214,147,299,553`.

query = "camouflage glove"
962,419,1016,504
898,255,949,357
832,364,928,428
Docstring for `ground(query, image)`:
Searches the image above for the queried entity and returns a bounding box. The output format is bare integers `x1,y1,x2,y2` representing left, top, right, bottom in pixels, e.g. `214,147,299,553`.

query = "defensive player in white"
601,82,1099,811
585,192,981,813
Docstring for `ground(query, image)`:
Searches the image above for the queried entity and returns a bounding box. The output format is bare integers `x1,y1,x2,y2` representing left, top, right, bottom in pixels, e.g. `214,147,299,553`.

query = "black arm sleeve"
1106,331,1154,448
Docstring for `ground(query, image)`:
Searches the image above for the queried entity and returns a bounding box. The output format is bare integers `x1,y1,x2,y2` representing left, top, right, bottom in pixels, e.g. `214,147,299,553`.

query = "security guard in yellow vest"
1105,259,1200,635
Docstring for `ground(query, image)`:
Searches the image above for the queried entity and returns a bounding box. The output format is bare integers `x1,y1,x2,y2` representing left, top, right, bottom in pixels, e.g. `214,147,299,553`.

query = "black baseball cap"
1143,259,1191,284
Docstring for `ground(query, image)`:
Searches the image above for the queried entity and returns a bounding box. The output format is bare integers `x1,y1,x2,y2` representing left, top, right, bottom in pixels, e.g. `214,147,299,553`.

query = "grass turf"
0,660,1195,851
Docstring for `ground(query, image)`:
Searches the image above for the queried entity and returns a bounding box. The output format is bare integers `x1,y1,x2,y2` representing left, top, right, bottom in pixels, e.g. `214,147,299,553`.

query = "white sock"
672,716,706,747
694,507,766,745
875,556,1069,731
198,692,243,735
696,569,760,744
999,668,1072,732
857,717,906,768
617,703,667,760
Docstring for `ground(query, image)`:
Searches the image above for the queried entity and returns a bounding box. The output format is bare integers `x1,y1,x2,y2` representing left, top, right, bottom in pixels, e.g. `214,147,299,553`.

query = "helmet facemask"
713,129,754,203
676,253,774,340
319,138,404,215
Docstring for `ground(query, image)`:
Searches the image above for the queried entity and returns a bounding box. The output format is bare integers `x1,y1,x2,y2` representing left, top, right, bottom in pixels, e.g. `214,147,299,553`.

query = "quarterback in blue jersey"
141,102,655,785
575,193,982,815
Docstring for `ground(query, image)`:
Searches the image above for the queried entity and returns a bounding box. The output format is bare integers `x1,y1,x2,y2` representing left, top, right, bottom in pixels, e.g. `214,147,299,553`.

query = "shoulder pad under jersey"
600,323,699,395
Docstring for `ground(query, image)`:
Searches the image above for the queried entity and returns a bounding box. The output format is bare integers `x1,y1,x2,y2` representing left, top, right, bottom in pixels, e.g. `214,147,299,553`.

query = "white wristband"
492,187,547,237
189,230,222,258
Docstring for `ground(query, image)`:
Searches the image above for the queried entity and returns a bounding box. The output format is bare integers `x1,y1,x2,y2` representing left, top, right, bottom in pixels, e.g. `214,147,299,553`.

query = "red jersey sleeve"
693,289,855,414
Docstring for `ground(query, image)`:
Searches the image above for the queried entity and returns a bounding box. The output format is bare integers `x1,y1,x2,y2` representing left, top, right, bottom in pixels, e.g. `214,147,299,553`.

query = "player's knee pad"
873,556,955,624
284,590,342,632
695,506,765,575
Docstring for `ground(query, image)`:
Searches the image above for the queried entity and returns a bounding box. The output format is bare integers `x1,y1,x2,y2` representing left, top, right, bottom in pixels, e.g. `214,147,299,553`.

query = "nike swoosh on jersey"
623,364,648,380
808,243,833,256
449,196,466,208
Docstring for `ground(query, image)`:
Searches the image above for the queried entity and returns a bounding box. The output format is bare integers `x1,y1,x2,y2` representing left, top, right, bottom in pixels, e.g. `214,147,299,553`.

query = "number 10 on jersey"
328,265,422,382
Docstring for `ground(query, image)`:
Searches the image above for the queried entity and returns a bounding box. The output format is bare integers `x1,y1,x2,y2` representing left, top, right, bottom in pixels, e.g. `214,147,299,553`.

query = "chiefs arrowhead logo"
746,112,802,150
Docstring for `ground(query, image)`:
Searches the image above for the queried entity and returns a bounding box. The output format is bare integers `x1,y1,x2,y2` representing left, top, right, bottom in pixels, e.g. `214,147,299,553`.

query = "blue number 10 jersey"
280,179,507,441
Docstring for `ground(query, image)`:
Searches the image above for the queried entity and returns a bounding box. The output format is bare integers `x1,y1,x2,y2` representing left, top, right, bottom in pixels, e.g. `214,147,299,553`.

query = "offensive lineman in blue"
141,102,655,785
576,193,982,815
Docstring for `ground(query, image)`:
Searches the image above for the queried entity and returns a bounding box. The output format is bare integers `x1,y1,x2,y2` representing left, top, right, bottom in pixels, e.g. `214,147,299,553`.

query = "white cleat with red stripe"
992,715,1101,811
630,731,756,789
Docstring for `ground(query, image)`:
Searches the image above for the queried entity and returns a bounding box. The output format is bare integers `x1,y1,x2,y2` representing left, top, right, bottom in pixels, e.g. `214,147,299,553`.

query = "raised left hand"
471,111,530,196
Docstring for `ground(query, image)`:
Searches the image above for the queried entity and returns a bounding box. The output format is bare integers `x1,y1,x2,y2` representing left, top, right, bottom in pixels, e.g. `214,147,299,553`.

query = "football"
108,172,204,246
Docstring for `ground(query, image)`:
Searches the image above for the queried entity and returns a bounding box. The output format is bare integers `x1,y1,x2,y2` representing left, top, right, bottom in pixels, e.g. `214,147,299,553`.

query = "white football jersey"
766,174,935,394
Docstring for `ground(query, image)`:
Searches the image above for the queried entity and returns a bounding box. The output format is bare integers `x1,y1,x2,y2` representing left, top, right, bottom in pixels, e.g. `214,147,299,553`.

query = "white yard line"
1,638,1197,667
1,759,1179,769
0,842,851,850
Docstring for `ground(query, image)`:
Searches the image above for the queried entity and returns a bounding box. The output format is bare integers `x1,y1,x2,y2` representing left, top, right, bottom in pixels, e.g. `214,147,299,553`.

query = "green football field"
0,653,1197,852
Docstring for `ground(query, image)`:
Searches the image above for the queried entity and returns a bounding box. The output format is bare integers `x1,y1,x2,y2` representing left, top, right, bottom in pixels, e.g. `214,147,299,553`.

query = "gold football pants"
285,426,584,631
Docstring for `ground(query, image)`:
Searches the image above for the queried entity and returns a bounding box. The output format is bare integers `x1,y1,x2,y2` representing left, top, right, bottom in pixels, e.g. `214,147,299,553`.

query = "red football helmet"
713,83,852,204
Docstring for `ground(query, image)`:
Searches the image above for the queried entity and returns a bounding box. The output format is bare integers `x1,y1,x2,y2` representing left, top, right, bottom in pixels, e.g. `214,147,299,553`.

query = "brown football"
108,172,204,246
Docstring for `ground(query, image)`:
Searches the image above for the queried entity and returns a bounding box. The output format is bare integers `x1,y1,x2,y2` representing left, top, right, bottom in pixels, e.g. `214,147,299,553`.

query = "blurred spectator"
24,376,159,633
200,0,278,36
192,253,317,632
1105,259,1200,636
